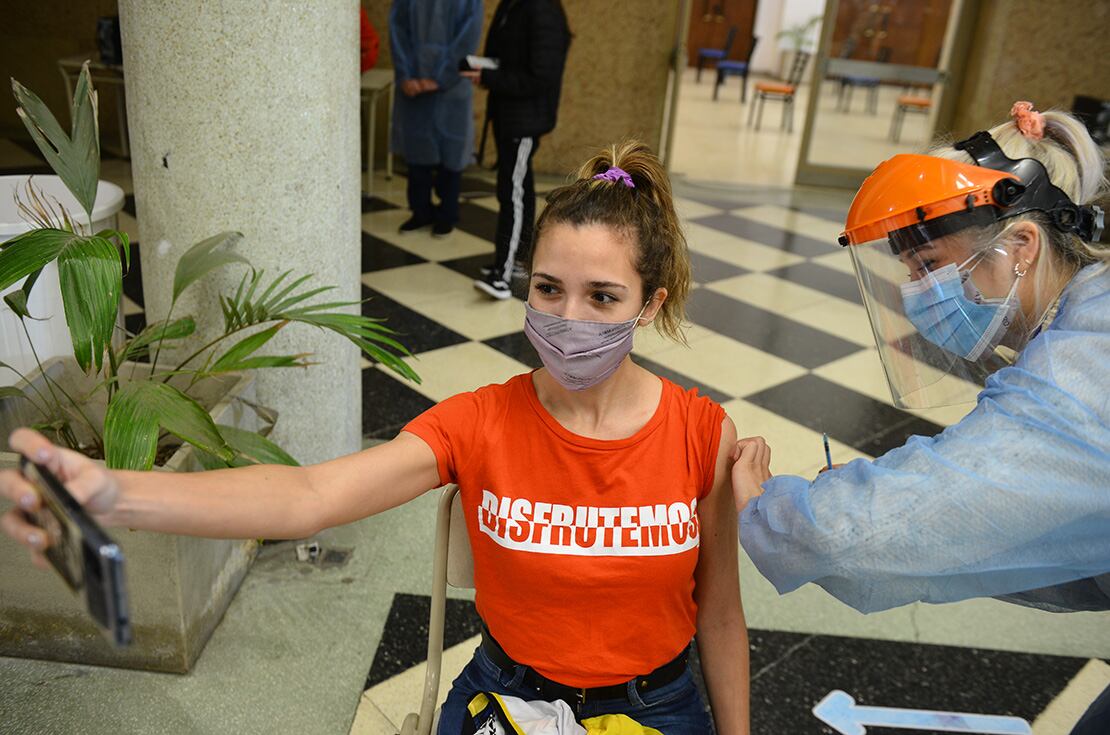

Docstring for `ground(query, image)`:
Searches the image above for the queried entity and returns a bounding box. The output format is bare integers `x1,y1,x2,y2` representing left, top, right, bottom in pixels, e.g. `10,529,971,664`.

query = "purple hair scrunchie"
592,166,635,188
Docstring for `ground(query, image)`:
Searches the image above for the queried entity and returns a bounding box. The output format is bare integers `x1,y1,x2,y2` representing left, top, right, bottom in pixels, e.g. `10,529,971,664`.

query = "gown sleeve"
388,1,415,82
739,270,1110,613
430,0,483,91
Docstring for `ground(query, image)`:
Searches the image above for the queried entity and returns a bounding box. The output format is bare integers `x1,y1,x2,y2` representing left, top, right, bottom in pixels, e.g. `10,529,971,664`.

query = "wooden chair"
889,94,932,143
713,36,760,103
748,51,811,132
695,25,738,83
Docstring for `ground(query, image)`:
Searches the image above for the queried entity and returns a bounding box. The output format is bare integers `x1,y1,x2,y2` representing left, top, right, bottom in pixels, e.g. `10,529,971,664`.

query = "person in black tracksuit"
466,0,570,300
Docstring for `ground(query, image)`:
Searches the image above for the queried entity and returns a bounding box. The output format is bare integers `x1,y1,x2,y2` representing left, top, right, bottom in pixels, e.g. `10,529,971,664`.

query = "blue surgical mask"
900,255,1020,361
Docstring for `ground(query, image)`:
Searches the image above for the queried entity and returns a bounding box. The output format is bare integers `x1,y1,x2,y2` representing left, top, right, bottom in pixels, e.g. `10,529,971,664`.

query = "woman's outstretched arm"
1,429,441,557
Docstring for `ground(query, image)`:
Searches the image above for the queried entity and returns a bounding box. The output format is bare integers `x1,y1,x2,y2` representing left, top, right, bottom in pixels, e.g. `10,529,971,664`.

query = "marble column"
118,0,362,463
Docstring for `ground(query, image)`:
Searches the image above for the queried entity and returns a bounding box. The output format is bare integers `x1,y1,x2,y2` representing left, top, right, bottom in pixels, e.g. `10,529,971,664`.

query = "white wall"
751,0,825,76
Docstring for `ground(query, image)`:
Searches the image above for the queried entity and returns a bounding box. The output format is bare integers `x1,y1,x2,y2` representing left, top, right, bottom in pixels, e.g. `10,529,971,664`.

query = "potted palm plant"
0,64,418,672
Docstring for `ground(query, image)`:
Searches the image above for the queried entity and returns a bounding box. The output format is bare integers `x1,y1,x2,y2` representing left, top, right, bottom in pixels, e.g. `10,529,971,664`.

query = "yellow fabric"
467,692,491,717
580,714,663,735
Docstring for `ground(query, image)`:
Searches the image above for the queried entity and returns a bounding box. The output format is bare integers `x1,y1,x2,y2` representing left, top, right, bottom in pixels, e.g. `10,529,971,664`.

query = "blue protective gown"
389,0,482,170
740,263,1110,614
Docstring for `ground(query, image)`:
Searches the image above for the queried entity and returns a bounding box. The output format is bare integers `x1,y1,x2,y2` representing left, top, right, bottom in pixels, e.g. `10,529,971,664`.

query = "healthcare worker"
390,0,483,237
731,101,1110,732
734,102,1110,612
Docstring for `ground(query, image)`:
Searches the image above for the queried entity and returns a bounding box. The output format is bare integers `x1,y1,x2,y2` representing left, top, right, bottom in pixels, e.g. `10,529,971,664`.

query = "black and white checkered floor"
3,138,1107,733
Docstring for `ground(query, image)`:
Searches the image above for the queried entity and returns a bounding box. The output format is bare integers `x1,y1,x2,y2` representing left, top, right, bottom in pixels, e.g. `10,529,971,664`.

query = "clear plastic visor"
848,233,1024,410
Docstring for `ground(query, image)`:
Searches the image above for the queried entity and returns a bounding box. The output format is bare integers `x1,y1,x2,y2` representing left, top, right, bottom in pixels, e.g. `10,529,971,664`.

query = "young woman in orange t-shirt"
2,142,753,734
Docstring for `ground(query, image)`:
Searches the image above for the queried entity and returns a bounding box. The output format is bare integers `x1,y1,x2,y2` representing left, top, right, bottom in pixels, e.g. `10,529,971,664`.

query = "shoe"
432,221,454,238
479,264,496,278
474,274,512,300
398,216,432,234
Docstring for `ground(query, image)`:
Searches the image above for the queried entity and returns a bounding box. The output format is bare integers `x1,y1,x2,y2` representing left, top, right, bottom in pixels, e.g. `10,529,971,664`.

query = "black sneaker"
474,274,511,300
432,221,454,238
398,216,432,234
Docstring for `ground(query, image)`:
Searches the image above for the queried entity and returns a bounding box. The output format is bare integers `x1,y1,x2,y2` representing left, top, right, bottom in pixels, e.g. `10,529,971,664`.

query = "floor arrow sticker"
813,690,1033,734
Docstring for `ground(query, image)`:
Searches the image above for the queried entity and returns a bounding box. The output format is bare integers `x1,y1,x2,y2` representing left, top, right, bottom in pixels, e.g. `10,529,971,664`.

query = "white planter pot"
0,359,258,672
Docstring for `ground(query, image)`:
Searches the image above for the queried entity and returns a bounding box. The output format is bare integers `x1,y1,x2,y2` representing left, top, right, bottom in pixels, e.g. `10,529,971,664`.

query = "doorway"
665,0,974,190
795,0,975,188
667,0,824,188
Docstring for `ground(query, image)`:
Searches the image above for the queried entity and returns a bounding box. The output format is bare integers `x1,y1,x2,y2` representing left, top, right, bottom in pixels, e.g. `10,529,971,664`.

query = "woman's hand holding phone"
0,429,121,567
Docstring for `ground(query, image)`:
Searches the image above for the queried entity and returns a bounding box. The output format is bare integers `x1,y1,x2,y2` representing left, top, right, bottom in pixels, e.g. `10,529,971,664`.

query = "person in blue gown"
389,0,483,237
730,104,1110,735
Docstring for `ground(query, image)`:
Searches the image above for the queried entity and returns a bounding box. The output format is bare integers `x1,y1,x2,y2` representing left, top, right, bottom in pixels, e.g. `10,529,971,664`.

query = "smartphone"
18,455,132,647
459,54,500,71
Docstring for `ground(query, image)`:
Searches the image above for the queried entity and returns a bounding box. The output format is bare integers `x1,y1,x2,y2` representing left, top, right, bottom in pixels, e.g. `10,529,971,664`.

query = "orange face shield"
840,131,1104,251
834,132,1105,410
839,154,1018,249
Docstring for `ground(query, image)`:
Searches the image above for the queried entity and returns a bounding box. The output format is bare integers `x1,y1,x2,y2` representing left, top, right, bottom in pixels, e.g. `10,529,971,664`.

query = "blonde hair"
530,141,692,343
930,110,1109,321
930,110,1109,267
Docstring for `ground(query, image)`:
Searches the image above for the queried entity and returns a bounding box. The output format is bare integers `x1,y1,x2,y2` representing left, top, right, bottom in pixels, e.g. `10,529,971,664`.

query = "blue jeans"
1070,683,1110,734
437,644,713,734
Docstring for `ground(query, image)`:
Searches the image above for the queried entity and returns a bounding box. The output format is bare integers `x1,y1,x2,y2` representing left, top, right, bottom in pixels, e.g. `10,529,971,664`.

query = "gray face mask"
524,302,648,391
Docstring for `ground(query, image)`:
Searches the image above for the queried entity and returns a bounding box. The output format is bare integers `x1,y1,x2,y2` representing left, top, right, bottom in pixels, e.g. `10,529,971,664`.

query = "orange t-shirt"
403,372,726,688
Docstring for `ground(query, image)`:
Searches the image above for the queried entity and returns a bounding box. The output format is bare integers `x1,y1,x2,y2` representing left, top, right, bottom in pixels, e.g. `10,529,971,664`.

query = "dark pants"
406,164,461,225
492,130,538,282
1071,683,1110,734
438,644,712,735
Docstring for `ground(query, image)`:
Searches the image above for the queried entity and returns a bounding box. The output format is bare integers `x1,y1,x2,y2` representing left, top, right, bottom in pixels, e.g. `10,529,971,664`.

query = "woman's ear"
640,287,668,326
1004,220,1042,272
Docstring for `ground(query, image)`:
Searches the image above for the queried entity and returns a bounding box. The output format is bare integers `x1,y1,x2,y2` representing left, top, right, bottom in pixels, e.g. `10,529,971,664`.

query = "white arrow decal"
813,690,1032,735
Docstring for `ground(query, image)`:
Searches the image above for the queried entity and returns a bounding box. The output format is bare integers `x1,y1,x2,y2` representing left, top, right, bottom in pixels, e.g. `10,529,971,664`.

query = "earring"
1014,261,1029,278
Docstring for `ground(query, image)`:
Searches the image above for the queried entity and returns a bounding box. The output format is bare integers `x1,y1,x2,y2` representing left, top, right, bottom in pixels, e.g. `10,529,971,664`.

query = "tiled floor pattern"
3,141,1106,734
356,594,1097,735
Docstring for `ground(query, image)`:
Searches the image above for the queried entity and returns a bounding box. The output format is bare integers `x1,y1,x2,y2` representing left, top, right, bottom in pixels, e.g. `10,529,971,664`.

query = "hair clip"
592,166,635,188
1010,100,1045,141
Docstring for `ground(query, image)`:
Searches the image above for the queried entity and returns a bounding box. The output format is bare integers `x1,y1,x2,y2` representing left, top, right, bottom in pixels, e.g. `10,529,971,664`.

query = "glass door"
794,0,975,188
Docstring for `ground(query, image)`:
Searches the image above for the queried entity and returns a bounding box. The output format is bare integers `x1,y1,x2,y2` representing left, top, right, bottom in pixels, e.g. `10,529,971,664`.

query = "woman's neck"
1025,261,1078,334
532,358,661,439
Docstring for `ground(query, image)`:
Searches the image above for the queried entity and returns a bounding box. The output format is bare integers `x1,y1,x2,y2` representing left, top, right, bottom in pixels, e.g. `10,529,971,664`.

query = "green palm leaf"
192,425,298,469
173,231,250,304
0,387,30,402
119,317,196,362
194,450,253,471
216,424,299,466
11,63,99,221
57,234,123,372
284,309,420,382
0,229,70,290
104,381,233,470
2,266,43,319
0,228,124,372
215,270,420,383
208,322,309,373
